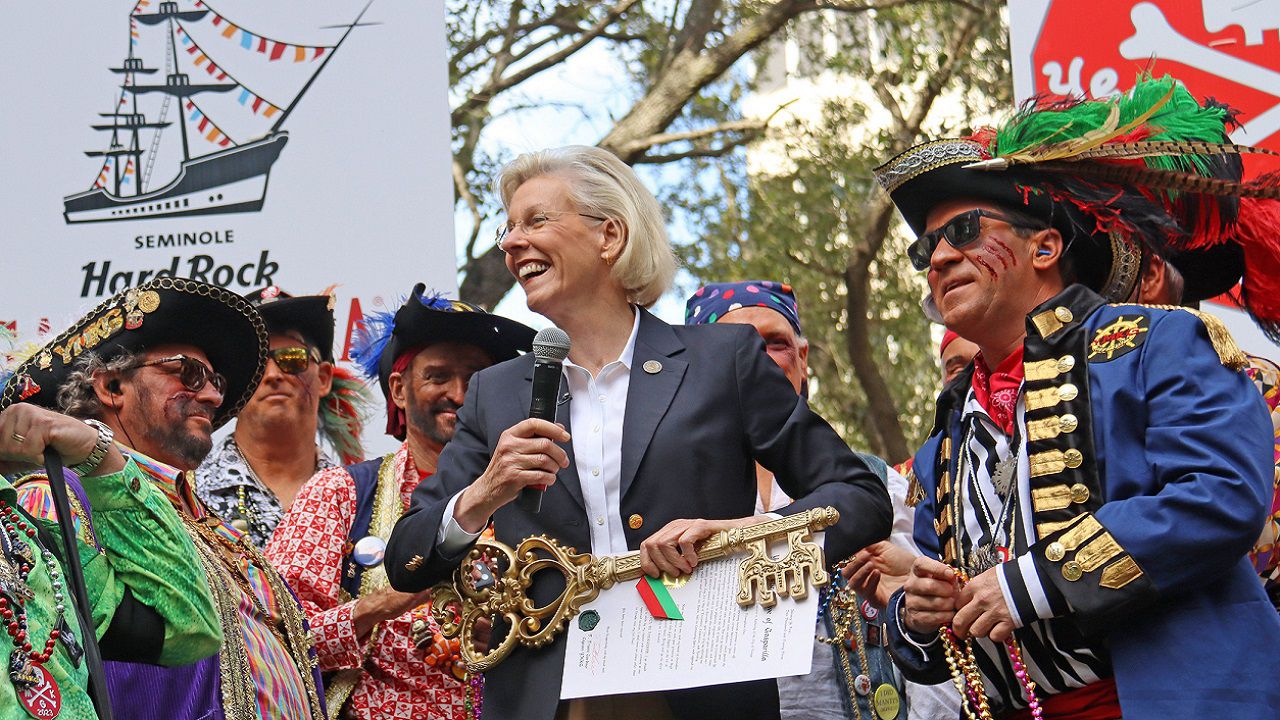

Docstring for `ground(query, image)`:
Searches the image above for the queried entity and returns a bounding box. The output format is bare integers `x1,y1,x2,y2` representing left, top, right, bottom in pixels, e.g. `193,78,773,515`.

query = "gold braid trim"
325,452,402,720
1115,304,1249,370
904,466,925,508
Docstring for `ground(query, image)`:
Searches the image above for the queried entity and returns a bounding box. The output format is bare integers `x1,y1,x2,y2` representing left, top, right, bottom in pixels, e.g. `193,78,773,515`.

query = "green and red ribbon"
636,576,683,620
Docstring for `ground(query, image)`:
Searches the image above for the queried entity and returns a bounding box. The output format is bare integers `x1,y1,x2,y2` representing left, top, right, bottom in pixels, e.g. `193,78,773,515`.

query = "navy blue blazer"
386,308,891,720
886,286,1280,719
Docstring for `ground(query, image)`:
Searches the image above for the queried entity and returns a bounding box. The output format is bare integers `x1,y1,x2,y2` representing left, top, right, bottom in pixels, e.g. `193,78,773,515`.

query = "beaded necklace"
0,499,67,686
817,572,870,720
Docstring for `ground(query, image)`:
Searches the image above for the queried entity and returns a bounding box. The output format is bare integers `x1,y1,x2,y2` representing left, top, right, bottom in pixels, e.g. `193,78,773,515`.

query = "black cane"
43,450,114,720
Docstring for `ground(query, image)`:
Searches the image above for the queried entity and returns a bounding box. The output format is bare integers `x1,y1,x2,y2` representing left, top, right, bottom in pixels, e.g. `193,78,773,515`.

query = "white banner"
2,0,456,452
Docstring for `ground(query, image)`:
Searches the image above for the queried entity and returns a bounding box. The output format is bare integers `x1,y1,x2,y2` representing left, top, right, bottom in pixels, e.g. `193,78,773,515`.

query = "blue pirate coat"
886,285,1280,719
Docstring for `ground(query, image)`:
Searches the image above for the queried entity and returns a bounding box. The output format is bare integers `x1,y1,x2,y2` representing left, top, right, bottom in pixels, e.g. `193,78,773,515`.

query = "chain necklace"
0,500,67,686
817,568,872,720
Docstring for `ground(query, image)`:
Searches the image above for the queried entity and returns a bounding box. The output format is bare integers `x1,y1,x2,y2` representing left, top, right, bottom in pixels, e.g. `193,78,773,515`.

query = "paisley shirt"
194,434,337,550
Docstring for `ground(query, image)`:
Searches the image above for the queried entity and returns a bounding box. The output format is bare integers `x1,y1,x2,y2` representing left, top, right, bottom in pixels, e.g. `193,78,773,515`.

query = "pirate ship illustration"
63,0,370,224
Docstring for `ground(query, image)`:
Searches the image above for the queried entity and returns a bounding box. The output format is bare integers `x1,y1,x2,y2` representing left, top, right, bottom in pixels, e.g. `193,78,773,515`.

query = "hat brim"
887,160,1118,294
256,295,336,361
376,309,535,397
2,278,267,430
1164,242,1245,303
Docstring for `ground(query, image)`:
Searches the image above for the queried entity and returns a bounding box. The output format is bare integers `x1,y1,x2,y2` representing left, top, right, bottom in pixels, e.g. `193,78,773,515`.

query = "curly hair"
57,349,138,420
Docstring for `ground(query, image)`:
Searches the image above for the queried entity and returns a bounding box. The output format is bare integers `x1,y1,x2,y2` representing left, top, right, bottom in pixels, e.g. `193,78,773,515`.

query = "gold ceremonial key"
430,507,840,673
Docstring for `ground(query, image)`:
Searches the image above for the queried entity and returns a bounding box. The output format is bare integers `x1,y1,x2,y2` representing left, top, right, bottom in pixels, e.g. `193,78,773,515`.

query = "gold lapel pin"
642,360,662,374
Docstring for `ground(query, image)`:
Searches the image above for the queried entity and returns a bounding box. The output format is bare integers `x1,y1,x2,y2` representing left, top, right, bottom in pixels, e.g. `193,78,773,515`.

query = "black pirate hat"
1,277,267,430
873,76,1256,305
352,283,536,400
245,286,337,361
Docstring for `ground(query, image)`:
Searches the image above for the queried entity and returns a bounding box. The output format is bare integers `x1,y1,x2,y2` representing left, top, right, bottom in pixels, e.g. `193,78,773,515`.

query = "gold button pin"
628,514,644,529
1058,384,1078,402
643,360,662,374
1059,414,1079,434
1070,483,1090,504
1062,560,1083,581
1057,355,1075,373
1064,449,1083,468
1054,307,1074,323
1045,542,1066,562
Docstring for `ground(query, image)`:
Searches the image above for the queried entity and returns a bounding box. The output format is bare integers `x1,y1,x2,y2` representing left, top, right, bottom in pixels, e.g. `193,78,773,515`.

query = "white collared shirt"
560,308,639,554
439,308,641,555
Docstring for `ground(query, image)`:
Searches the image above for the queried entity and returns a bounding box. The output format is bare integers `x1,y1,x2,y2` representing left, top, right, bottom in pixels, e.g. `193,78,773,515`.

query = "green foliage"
678,3,1012,458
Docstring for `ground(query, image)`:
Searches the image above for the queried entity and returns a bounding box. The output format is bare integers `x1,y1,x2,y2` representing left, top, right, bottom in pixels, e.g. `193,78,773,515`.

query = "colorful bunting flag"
195,0,335,62
636,577,683,620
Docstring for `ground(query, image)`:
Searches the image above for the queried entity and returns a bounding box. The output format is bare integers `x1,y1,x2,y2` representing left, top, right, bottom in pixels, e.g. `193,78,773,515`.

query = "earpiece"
1037,249,1053,256
108,379,122,394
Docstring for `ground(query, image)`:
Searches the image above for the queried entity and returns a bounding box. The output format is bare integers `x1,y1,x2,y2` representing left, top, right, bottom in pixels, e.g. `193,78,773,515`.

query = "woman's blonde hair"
496,145,677,307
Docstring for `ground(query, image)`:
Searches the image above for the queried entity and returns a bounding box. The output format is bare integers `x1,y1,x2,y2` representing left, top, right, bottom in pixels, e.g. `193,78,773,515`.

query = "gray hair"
496,145,677,307
57,349,137,420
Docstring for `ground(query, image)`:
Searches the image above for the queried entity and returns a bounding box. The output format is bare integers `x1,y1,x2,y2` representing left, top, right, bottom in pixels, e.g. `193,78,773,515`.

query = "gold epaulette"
1111,304,1249,371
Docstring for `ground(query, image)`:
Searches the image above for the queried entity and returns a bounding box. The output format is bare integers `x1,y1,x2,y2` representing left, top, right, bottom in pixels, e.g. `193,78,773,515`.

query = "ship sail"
65,0,371,224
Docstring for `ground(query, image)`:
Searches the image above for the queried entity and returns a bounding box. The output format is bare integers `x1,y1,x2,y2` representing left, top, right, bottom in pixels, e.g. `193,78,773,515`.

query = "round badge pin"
873,683,901,719
352,535,387,567
579,610,601,632
860,600,879,621
854,673,872,696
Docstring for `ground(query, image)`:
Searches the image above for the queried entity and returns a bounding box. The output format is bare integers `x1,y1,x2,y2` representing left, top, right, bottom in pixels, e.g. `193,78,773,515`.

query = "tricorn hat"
1,277,267,430
245,285,337,361
874,75,1264,309
351,284,536,438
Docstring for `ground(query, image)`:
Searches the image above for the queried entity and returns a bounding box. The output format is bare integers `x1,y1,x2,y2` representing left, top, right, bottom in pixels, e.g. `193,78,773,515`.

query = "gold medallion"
873,683,901,719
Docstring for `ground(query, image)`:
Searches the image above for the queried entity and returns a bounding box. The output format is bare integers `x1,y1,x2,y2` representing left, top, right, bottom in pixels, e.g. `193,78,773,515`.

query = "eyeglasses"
908,209,1048,271
268,346,320,375
132,355,227,394
495,210,607,252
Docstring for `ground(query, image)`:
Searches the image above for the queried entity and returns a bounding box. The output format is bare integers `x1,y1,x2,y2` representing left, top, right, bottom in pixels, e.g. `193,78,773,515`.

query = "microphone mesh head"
532,327,571,362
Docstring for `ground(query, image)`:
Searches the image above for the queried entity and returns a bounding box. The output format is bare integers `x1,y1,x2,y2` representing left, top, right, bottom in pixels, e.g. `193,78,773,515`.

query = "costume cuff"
310,602,368,671
438,490,484,557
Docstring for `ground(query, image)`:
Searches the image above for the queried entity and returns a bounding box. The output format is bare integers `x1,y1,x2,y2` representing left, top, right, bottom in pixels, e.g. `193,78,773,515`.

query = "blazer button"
628,514,644,530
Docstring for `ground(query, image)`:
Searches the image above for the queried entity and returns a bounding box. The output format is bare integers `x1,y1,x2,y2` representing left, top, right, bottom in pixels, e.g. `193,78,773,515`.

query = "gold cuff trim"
1076,534,1124,572
1059,514,1103,552
1100,556,1144,589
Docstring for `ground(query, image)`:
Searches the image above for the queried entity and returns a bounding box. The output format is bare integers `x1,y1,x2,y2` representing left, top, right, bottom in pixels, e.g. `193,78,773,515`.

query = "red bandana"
970,347,1025,435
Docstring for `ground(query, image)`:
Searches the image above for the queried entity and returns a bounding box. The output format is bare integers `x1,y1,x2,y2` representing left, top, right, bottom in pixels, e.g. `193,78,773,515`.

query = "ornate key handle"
431,507,840,673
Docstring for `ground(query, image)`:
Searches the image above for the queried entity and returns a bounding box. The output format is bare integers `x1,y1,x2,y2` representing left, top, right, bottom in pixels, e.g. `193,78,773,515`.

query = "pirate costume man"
265,285,533,720
196,286,374,549
876,75,1280,719
9,278,325,720
0,298,222,719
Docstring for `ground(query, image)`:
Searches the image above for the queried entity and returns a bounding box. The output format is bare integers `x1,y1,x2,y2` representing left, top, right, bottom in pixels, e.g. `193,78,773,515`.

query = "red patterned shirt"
265,443,466,720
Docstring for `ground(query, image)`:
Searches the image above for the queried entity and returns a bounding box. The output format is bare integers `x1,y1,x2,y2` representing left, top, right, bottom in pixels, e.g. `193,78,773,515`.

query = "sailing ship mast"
131,2,234,163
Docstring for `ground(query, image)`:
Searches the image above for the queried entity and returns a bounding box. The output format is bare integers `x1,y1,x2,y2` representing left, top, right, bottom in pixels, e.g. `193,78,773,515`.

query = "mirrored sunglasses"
133,355,227,394
268,346,318,375
908,209,1047,271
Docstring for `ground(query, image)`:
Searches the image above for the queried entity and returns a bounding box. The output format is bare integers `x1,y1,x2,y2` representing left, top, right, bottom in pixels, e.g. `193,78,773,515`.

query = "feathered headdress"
319,365,376,466
876,74,1280,341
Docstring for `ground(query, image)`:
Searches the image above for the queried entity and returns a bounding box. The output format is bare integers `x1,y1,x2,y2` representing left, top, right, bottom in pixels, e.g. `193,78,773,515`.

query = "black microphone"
518,327,571,513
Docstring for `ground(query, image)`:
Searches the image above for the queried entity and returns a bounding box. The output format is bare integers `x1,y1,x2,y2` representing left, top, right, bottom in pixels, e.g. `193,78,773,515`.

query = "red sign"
1021,0,1280,175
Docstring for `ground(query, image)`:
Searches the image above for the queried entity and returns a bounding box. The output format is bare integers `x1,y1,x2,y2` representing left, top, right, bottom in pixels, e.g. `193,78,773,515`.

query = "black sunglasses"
267,346,319,375
133,355,227,394
908,209,1048,271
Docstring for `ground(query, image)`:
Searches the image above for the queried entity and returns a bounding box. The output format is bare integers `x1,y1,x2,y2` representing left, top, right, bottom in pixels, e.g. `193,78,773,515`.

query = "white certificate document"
560,534,822,699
